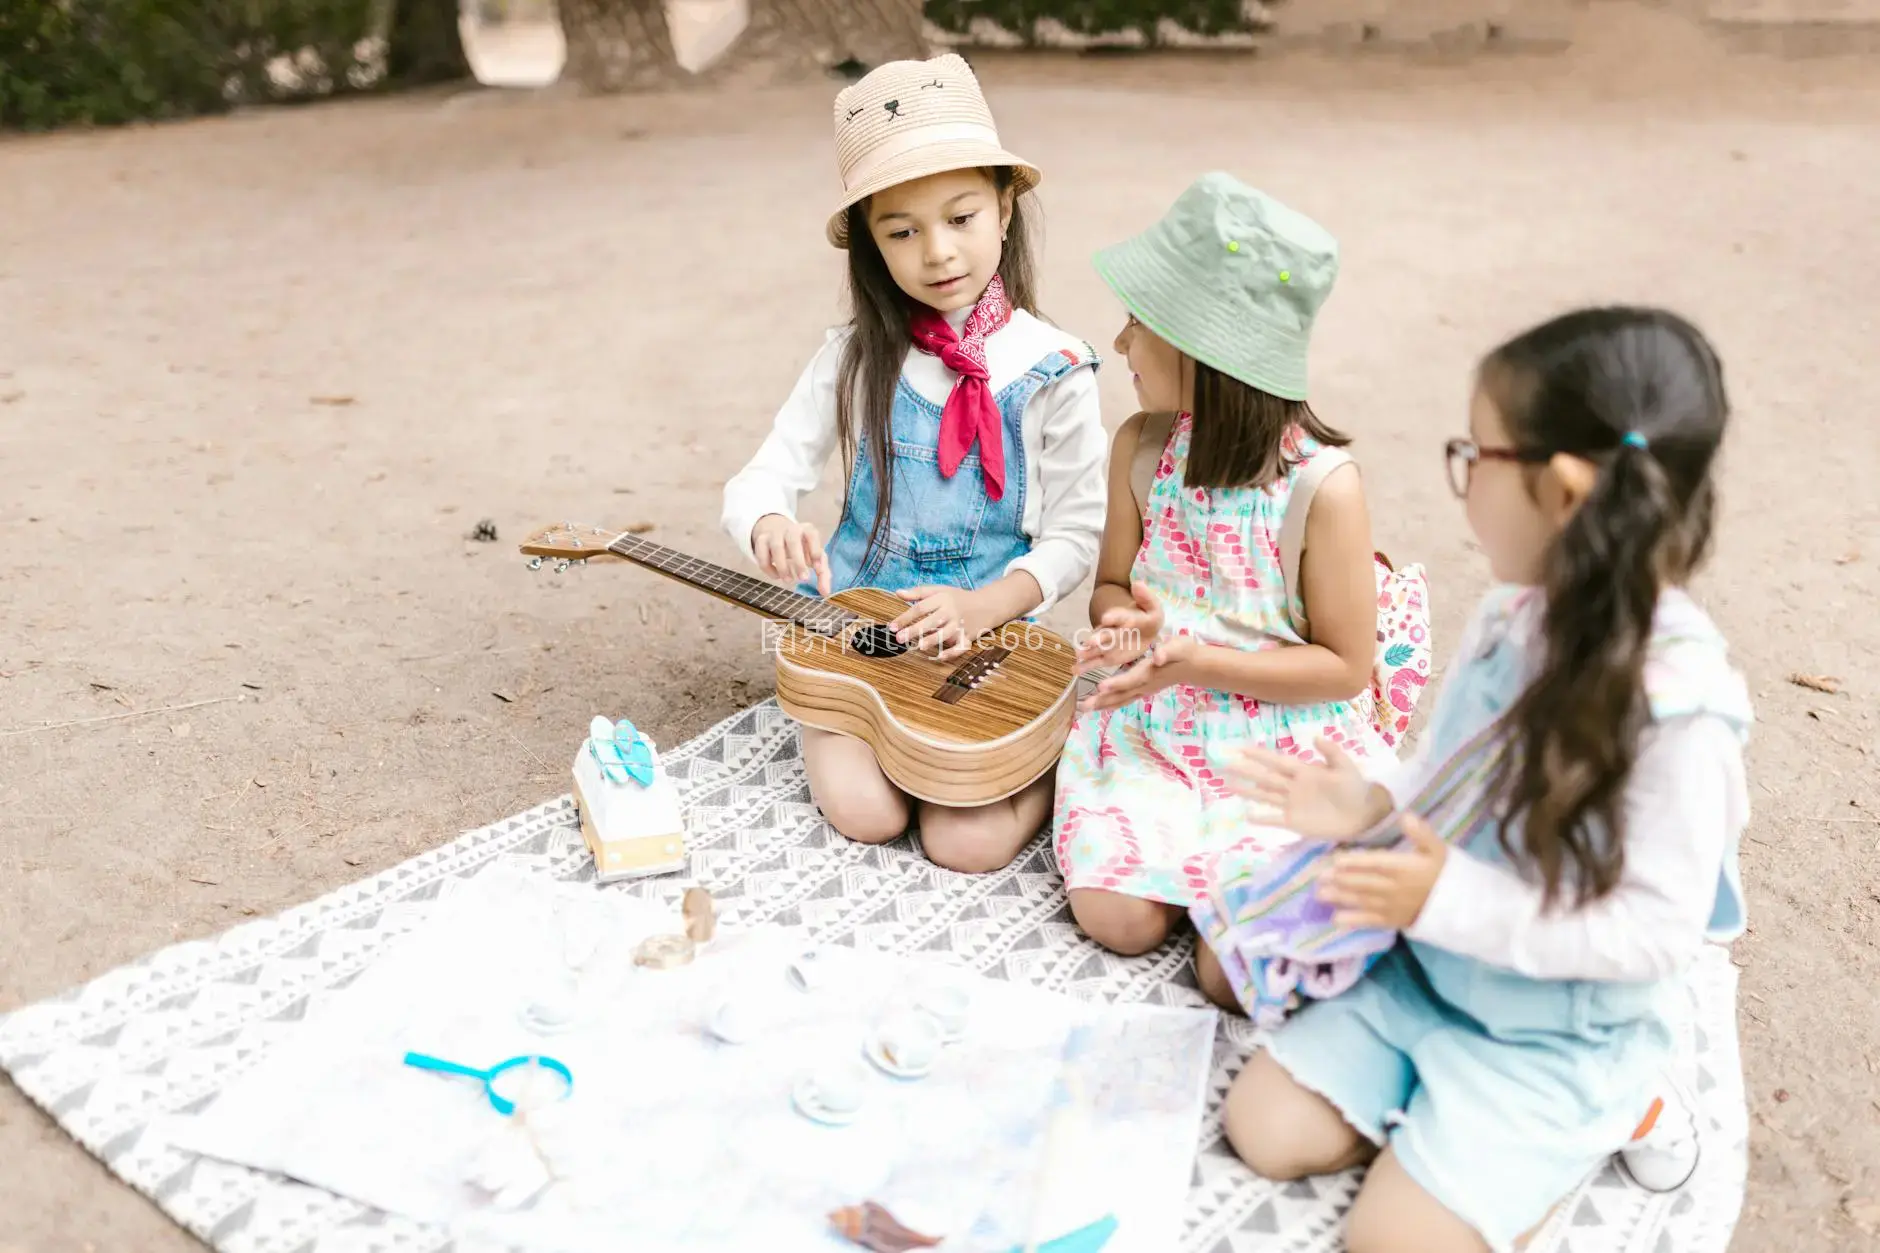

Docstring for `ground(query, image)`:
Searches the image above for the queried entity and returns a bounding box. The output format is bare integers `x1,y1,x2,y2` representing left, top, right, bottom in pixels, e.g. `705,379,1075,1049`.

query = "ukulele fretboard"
607,534,855,633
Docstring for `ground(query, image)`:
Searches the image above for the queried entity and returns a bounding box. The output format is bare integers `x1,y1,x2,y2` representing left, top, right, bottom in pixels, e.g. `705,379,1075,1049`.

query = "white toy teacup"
707,995,759,1045
806,1059,869,1117
785,950,828,993
873,1010,941,1075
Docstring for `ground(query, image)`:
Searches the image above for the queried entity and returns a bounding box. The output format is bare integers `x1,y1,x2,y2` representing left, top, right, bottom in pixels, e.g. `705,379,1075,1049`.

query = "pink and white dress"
1053,414,1396,904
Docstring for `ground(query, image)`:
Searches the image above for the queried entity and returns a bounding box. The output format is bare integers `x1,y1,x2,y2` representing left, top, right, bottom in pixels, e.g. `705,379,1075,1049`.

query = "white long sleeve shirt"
1373,716,1749,983
719,309,1109,616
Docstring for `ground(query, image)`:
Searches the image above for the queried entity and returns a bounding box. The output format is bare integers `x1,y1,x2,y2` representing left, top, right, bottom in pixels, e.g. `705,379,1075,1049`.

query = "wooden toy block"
571,722,687,883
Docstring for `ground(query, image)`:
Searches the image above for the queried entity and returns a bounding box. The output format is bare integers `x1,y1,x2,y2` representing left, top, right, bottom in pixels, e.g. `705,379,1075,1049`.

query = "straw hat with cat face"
827,53,1041,249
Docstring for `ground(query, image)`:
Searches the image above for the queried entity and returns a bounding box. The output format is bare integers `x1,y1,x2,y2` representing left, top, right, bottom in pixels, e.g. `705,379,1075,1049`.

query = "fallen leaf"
89,681,115,691
252,777,270,789
625,520,656,533
310,394,355,406
1789,673,1842,695
491,690,515,703
240,907,257,916
468,519,498,543
170,723,190,738
188,876,220,886
241,682,262,691
344,856,363,867
114,693,132,708
1836,548,1860,565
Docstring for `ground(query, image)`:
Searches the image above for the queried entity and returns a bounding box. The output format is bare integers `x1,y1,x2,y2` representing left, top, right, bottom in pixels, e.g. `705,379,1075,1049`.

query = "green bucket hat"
1092,172,1337,402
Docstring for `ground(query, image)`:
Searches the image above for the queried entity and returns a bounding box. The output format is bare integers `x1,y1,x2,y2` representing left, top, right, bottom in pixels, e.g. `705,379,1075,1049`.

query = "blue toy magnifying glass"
588,715,654,787
402,1051,574,1116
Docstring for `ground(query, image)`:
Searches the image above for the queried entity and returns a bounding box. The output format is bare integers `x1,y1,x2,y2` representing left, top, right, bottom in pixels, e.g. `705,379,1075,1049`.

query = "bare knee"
1069,890,1179,956
1194,942,1243,1014
1345,1149,1491,1253
820,790,910,844
803,730,909,844
1223,1051,1374,1181
919,803,1031,874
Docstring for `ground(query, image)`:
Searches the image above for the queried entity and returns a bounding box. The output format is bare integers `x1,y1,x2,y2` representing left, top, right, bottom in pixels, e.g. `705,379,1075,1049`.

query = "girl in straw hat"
1057,172,1426,956
721,53,1106,872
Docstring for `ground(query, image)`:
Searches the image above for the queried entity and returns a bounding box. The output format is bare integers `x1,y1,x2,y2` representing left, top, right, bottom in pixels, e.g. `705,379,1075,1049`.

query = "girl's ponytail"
1480,308,1729,906
1499,437,1682,904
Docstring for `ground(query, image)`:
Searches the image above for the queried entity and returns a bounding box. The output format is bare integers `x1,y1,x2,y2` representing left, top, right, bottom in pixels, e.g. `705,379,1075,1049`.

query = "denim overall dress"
809,348,1093,594
1264,586,1753,1250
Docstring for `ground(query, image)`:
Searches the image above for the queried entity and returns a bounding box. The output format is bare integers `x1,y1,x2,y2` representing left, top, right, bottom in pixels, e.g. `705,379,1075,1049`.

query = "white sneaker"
1617,1080,1701,1192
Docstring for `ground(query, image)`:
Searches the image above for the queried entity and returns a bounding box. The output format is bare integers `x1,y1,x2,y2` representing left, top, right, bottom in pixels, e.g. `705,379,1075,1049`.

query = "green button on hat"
1093,171,1338,402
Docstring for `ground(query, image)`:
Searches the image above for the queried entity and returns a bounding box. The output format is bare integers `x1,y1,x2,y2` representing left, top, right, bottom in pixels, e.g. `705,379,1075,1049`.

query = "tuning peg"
527,557,543,571
554,559,572,574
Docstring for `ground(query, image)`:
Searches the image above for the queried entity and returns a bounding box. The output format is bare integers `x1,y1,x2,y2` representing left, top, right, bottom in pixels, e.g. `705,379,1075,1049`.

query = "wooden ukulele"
519,523,1081,807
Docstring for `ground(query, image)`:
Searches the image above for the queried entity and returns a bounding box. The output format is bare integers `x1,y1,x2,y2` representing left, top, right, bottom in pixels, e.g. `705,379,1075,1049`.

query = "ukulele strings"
604,531,857,635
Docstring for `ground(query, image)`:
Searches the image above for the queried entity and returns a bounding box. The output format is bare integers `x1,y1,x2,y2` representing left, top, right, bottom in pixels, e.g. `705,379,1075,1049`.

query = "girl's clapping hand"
1231,737,1382,842
1077,634,1195,714
1075,580,1165,673
1318,815,1448,931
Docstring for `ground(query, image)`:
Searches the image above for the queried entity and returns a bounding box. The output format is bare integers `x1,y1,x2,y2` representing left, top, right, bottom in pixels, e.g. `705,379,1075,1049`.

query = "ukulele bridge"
933,646,1010,704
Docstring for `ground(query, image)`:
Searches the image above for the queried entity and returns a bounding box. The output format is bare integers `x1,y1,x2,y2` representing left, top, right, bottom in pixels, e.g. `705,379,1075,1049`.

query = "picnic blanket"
0,699,1749,1253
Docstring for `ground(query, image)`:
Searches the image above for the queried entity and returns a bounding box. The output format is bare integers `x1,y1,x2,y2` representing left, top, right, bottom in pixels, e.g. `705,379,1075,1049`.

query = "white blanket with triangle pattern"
0,699,1747,1253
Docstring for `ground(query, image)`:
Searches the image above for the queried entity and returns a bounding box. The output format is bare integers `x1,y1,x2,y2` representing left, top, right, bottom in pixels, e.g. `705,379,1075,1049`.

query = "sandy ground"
3,7,1878,1250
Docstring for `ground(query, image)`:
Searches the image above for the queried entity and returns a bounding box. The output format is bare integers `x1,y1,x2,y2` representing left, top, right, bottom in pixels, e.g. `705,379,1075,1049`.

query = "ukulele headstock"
519,522,626,571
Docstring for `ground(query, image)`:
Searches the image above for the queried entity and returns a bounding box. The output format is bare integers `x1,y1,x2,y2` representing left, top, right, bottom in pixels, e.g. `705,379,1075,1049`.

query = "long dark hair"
1183,362,1350,489
835,166,1039,563
1480,306,1729,905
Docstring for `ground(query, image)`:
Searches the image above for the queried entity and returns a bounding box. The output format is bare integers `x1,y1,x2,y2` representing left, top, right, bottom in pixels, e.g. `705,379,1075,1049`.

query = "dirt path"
3,9,1876,1250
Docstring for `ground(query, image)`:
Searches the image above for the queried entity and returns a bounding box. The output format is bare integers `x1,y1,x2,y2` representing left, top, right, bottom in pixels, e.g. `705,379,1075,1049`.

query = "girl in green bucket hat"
1055,172,1432,958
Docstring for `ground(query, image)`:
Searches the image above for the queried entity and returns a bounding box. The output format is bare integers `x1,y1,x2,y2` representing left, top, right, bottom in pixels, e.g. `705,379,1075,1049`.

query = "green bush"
923,0,1268,43
0,0,380,132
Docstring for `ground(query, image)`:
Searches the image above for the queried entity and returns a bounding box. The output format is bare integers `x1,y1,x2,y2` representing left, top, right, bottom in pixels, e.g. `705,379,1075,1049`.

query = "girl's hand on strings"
1317,815,1448,931
1074,581,1165,673
892,586,995,661
1077,634,1195,713
752,514,831,596
1230,737,1385,841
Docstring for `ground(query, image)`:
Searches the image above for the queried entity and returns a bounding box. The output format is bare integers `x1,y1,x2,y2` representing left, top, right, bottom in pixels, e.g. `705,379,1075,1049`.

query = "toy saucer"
791,1077,862,1127
518,1002,579,1036
861,1036,934,1081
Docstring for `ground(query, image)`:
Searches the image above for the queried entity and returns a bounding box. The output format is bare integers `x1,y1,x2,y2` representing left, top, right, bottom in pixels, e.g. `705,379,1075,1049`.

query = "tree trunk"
387,0,474,85
557,0,683,93
702,0,838,83
826,0,930,69
706,0,928,83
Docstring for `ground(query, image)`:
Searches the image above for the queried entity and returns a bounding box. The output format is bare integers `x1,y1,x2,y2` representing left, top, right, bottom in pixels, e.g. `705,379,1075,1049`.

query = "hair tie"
1620,431,1650,451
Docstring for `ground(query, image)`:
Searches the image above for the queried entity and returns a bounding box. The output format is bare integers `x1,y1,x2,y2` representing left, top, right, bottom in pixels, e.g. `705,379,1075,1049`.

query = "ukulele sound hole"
850,623,908,659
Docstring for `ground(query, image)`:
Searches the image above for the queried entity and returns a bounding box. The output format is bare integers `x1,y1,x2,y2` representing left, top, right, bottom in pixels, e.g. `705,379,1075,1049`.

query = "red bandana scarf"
908,275,1013,500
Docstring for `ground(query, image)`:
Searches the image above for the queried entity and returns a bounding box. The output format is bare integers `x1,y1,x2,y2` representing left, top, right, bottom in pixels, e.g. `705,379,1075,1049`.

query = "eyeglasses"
1444,437,1552,498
